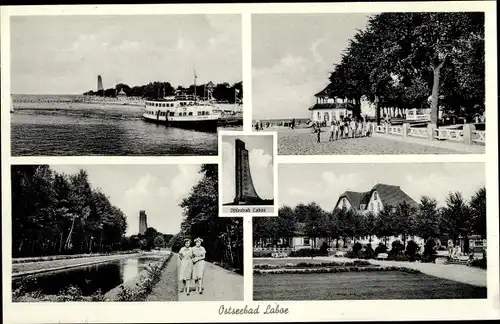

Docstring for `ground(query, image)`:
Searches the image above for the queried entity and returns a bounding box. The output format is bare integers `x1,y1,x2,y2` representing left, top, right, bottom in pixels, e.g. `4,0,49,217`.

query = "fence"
375,123,485,146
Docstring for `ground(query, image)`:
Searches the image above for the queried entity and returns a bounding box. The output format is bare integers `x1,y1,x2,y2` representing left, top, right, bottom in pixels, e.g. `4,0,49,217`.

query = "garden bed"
254,260,371,269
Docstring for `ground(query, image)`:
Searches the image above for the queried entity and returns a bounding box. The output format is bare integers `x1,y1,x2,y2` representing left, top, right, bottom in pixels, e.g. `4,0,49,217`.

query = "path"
178,261,244,301
275,128,483,155
146,255,179,301
313,256,486,287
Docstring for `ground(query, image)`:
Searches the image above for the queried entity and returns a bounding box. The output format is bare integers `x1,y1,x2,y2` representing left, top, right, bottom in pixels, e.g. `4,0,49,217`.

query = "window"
205,111,210,115
169,112,174,116
374,192,378,201
188,112,193,116
317,112,321,120
342,199,347,208
304,238,310,245
198,111,202,116
183,112,187,116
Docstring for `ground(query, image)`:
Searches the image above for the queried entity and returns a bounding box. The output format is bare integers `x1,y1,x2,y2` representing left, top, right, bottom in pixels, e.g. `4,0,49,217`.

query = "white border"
218,131,278,217
1,1,499,323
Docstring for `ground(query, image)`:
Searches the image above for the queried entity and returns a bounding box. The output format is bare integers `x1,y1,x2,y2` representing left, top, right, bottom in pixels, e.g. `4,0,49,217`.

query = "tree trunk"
430,60,446,125
65,217,76,250
18,238,24,253
375,94,380,125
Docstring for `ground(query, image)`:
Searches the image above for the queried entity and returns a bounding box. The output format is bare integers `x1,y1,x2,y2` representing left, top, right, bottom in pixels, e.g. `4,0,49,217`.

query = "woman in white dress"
191,237,207,294
178,239,194,295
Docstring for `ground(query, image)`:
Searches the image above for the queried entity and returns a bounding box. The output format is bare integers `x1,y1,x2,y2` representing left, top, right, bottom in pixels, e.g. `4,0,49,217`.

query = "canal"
12,256,162,296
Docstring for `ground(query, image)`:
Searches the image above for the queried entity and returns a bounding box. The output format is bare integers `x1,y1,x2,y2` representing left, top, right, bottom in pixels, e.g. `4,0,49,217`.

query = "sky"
221,135,274,204
10,15,241,94
252,13,372,120
279,163,485,210
50,164,204,235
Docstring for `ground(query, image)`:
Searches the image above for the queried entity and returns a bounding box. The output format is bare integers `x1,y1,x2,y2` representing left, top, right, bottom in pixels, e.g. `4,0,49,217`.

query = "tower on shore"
97,75,104,96
139,210,148,235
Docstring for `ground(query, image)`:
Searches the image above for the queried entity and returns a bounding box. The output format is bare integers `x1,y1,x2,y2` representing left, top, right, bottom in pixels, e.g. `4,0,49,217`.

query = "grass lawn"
254,271,487,300
146,255,178,301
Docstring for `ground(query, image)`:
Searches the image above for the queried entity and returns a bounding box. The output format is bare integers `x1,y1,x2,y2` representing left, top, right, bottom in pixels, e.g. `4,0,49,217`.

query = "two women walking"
178,237,206,296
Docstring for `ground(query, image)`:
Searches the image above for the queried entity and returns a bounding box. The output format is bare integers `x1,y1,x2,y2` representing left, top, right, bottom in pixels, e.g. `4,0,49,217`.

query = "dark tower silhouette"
230,139,273,205
139,210,148,235
97,75,104,96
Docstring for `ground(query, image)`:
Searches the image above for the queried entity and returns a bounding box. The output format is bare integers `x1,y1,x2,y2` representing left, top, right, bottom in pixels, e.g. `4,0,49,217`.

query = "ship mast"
193,68,197,103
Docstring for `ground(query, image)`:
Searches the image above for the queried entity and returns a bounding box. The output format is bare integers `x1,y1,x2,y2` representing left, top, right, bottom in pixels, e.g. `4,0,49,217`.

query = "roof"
308,103,355,110
334,183,417,211
314,84,332,97
371,183,418,208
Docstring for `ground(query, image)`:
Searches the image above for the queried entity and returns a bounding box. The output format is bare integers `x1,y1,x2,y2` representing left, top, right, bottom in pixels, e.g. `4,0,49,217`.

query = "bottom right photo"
253,162,486,300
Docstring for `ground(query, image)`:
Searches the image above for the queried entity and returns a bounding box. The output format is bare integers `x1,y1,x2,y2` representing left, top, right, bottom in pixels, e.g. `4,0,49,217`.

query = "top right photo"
252,12,486,155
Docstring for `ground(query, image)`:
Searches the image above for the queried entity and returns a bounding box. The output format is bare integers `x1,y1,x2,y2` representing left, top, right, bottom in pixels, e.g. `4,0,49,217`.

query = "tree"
303,202,327,249
153,235,165,249
441,192,472,245
416,196,441,241
364,211,377,242
469,187,486,237
393,201,418,246
374,205,396,245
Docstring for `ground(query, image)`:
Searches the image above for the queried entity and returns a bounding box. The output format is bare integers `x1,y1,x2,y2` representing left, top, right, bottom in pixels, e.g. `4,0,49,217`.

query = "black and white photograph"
11,164,243,302
253,163,487,300
219,132,277,216
252,13,486,155
10,14,243,156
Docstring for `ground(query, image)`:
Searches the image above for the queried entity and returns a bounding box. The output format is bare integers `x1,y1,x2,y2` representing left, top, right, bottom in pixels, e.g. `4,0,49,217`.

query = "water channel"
12,256,162,296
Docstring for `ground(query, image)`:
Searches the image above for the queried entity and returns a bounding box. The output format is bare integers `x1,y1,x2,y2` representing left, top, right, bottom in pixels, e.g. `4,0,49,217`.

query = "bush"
253,250,273,258
352,242,363,257
374,243,387,255
288,248,327,257
405,240,418,261
363,244,374,259
422,239,437,263
319,242,329,255
254,266,422,275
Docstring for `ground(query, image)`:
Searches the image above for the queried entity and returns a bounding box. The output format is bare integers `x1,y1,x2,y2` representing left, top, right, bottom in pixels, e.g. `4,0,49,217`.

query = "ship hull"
142,114,218,132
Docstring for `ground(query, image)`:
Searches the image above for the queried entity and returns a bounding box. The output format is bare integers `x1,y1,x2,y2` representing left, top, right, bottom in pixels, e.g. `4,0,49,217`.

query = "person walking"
329,120,335,141
191,237,207,294
178,239,194,295
316,124,321,143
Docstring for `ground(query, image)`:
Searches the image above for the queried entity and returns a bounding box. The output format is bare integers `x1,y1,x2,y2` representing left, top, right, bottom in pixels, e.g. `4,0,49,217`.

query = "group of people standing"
178,237,206,296
314,117,374,143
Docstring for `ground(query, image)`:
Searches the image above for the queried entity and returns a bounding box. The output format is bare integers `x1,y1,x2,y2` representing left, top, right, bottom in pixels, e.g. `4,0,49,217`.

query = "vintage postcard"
1,1,498,324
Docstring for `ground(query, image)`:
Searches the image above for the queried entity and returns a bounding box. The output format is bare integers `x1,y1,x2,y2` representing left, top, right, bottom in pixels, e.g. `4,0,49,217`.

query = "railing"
376,125,386,133
472,130,486,144
408,127,428,138
434,128,464,142
389,125,403,136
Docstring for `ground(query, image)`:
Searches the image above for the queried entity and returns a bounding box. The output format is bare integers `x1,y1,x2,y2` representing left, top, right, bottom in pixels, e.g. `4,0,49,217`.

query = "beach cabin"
309,84,356,123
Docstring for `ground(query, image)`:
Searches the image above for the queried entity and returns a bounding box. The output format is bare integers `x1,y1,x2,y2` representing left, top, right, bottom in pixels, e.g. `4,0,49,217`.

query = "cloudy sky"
50,164,204,235
221,135,274,204
11,15,241,94
252,14,371,120
279,163,485,210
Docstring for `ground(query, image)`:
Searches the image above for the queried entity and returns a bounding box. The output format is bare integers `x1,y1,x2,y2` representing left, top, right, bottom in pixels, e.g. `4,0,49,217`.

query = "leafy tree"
374,205,396,245
441,192,472,245
393,201,418,246
153,235,165,249
469,187,486,237
363,211,376,242
416,196,441,241
303,202,327,248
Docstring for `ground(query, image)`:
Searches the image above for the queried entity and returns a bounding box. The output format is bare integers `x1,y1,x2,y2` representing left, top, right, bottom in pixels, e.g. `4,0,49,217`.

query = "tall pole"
194,68,197,103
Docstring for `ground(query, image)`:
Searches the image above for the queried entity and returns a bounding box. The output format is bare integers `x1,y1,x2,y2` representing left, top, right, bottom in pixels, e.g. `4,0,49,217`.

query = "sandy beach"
272,127,476,155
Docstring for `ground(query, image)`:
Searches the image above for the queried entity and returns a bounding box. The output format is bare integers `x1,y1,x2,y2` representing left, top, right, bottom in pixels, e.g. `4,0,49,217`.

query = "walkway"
178,262,244,301
314,256,486,287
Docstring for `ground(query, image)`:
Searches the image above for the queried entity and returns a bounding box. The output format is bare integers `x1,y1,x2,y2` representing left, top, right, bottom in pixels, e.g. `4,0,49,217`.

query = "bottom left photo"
10,163,243,302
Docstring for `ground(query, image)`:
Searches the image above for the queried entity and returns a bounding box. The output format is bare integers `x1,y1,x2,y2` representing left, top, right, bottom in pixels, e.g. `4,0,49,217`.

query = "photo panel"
219,131,278,217
251,12,486,155
10,163,243,302
10,14,243,157
253,162,487,301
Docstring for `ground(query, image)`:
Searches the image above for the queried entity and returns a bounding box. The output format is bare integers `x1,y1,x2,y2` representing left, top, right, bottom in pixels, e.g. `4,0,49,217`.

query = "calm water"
11,101,241,156
12,256,161,296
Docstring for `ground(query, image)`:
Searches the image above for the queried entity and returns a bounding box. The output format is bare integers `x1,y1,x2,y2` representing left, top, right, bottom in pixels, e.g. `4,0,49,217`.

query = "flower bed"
253,260,370,269
254,266,422,275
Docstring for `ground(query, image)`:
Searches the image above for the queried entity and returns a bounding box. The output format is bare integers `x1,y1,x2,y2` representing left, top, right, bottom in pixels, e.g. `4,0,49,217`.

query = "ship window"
205,111,210,115
198,111,202,116
183,112,187,116
188,112,193,116
169,112,174,116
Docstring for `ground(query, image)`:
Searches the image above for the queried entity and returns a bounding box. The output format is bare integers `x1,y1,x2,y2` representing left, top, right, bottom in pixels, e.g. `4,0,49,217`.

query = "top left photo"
9,14,243,156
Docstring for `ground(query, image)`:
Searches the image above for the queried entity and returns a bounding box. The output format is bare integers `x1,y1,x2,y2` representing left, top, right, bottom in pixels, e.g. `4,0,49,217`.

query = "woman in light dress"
178,239,194,295
191,237,207,294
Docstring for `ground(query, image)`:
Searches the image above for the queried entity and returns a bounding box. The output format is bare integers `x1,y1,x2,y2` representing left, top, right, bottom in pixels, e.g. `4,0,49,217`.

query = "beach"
273,127,474,155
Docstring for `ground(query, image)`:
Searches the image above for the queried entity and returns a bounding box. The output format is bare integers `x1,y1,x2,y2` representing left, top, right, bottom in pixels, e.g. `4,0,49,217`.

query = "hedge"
253,260,371,269
254,266,422,275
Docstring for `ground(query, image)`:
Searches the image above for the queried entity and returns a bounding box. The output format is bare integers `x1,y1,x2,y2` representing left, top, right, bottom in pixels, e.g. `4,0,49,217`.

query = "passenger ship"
143,94,221,132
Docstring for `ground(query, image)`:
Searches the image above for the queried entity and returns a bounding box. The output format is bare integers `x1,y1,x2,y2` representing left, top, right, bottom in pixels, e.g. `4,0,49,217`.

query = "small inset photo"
219,131,277,217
